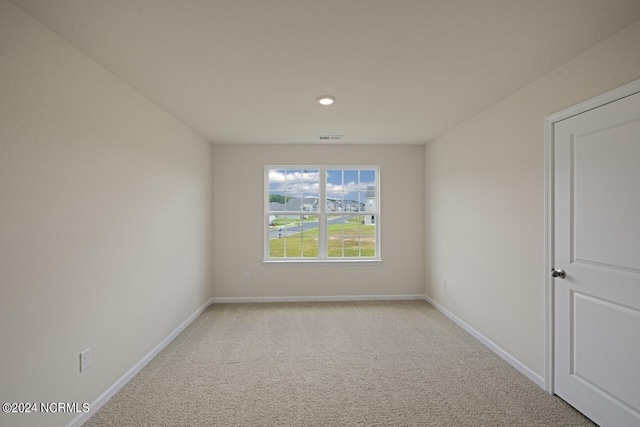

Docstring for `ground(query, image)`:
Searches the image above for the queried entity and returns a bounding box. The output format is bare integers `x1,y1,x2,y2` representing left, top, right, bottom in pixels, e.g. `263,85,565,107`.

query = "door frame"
543,78,640,394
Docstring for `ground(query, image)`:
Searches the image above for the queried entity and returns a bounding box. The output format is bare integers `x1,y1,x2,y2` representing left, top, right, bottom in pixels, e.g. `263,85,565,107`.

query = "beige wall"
0,2,213,426
424,20,640,378
212,144,425,298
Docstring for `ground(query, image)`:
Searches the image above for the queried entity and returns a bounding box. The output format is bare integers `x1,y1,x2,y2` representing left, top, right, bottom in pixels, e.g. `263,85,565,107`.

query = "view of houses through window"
265,166,379,260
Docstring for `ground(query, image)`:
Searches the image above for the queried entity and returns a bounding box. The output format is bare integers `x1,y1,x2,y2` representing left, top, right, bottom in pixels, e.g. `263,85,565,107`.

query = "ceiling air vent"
317,135,343,142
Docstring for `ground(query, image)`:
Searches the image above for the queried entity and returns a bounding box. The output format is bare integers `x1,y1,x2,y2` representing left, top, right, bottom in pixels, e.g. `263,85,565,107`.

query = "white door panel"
573,118,640,271
554,90,640,427
572,292,640,411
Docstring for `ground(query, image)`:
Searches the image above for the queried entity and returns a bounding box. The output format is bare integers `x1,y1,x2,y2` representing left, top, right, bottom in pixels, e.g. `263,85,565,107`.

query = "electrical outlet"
442,280,447,289
80,348,91,372
243,272,249,280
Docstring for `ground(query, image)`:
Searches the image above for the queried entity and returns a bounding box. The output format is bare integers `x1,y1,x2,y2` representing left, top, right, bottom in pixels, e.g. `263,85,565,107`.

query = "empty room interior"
2,1,640,426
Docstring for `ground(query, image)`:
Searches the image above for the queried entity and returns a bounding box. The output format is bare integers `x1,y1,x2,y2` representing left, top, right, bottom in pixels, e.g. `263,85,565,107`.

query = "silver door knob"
551,269,566,279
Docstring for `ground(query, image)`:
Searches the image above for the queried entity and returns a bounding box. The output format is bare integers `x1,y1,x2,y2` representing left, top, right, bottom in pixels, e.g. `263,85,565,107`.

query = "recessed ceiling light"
317,95,336,106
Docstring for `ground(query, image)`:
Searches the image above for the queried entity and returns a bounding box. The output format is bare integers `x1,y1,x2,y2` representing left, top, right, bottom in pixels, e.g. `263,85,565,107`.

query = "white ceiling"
11,0,640,144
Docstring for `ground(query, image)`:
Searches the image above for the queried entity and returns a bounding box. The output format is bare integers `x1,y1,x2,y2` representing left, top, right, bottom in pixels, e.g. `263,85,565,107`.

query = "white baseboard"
423,295,546,389
68,294,544,427
66,297,214,427
210,294,426,303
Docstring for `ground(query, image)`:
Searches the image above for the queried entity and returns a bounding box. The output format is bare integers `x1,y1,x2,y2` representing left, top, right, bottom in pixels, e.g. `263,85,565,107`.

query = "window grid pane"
267,166,378,260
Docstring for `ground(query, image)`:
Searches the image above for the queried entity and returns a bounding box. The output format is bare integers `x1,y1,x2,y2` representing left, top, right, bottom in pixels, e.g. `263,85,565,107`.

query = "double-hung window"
265,166,380,262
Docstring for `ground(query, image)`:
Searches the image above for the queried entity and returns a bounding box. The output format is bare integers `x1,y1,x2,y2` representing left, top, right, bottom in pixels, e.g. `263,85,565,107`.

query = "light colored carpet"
85,301,594,426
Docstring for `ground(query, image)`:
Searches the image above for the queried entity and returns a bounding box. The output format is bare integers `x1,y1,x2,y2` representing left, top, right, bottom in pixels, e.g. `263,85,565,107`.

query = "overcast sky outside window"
268,169,375,209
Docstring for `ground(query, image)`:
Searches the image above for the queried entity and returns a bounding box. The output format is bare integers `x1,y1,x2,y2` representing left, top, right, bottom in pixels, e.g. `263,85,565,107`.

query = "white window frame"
264,165,381,264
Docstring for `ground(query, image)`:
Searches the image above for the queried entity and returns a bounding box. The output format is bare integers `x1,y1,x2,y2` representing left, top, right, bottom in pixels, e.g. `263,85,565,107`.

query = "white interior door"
553,90,640,427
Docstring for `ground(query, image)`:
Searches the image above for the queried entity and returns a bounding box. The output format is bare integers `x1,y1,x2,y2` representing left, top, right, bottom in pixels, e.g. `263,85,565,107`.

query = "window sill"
263,259,382,266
